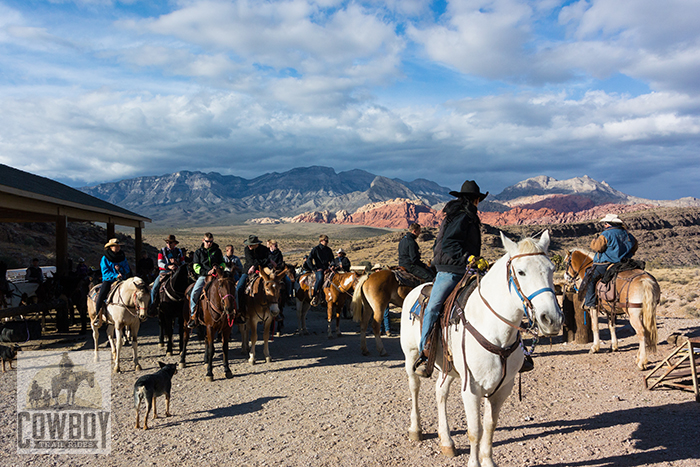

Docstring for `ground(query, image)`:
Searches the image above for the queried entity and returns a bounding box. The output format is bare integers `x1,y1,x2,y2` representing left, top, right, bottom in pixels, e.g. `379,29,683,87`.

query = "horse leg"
436,372,457,457
263,318,273,363
404,347,423,441
205,326,215,381
589,307,601,354
179,314,191,370
91,321,100,362
335,296,343,337
238,324,249,355
461,386,484,467
248,319,258,365
326,300,334,339
479,380,516,467
295,298,304,335
368,295,388,357
112,325,122,373
159,314,165,348
131,322,142,371
302,302,310,335
223,324,233,379
359,295,372,356
629,309,647,370
608,313,618,352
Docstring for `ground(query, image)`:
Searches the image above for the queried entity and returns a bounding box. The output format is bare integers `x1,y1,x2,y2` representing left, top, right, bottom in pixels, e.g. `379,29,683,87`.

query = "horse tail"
641,275,660,353
351,274,369,323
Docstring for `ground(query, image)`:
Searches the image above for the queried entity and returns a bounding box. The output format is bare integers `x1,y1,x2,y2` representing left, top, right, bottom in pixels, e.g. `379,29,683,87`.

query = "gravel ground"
1,304,699,467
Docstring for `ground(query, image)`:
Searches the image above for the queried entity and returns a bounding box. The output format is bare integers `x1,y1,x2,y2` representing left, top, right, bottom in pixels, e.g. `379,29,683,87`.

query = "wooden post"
135,226,143,265
563,286,593,344
56,215,68,276
107,222,116,240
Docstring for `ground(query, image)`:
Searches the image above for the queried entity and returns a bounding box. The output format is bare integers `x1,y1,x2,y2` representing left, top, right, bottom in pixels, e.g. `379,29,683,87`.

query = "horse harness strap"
598,271,647,312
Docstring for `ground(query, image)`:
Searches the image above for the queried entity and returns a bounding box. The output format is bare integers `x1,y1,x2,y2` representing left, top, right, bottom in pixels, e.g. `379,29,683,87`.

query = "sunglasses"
204,239,213,244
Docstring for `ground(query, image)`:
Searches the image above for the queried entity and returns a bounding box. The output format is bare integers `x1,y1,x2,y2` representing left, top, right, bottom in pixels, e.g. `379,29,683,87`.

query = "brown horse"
293,271,315,335
350,268,414,356
323,271,359,338
239,267,284,364
565,249,661,370
179,267,236,381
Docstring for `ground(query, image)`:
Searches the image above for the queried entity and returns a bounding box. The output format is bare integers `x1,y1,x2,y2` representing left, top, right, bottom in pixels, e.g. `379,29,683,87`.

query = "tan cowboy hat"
164,234,179,244
244,235,263,246
104,238,121,249
371,263,383,270
599,213,624,224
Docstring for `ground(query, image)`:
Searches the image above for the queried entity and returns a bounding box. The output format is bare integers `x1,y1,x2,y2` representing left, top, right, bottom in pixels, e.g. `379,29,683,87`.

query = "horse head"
500,230,563,337
260,267,282,317
217,275,237,318
564,249,592,288
130,277,150,322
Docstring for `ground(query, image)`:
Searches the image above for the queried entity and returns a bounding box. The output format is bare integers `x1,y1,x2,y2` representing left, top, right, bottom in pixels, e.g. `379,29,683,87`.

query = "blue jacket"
101,256,131,282
594,227,637,263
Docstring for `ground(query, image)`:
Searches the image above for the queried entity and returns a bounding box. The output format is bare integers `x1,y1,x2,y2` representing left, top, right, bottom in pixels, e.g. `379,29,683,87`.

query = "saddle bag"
596,279,616,303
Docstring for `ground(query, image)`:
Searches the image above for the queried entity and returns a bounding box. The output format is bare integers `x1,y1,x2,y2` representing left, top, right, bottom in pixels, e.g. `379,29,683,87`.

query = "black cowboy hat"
449,180,488,201
244,235,263,246
164,234,179,244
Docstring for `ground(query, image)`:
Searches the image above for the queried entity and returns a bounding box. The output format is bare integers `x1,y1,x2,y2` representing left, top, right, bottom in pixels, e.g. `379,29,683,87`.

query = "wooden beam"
135,227,143,264
107,222,115,240
56,215,68,275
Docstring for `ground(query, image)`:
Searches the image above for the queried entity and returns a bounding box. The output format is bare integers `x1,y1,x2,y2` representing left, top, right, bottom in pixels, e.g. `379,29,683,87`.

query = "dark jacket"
309,244,334,270
432,200,481,274
243,245,272,272
333,256,351,272
193,242,225,277
269,249,284,269
398,232,428,269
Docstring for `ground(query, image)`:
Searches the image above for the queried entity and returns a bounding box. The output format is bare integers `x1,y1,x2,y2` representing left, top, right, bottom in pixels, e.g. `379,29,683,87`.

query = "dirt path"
1,305,699,466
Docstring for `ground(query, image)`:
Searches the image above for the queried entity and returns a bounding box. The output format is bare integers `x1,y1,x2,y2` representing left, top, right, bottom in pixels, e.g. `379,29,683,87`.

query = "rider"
25,258,44,284
236,235,274,318
398,223,435,282
309,234,334,306
150,235,185,313
333,249,351,272
267,239,293,300
93,238,131,327
583,213,638,311
187,233,225,328
413,180,487,378
223,244,243,282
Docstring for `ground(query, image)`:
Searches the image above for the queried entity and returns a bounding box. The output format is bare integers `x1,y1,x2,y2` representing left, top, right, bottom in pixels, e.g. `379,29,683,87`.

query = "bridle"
202,274,236,323
564,251,593,292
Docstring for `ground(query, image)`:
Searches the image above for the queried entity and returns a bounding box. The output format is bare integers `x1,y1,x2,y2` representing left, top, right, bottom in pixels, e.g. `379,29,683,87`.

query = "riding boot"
413,353,430,378
187,310,197,328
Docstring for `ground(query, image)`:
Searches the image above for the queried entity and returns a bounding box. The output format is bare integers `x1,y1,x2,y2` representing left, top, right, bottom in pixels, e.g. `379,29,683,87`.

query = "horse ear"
500,231,518,255
538,230,550,253
261,267,271,278
158,361,166,368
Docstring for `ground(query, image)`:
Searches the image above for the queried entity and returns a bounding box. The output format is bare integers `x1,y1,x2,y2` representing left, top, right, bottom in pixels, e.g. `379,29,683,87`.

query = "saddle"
600,258,646,284
390,266,425,288
596,269,647,312
244,272,262,296
411,271,480,378
89,280,122,306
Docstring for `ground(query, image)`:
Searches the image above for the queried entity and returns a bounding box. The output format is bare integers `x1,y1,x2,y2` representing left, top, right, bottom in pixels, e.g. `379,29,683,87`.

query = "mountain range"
81,168,700,227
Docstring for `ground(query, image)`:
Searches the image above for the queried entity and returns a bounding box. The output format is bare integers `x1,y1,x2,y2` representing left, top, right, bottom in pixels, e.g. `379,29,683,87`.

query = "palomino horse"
351,268,414,356
240,267,284,364
154,266,192,357
293,271,314,335
564,249,660,370
88,277,150,373
51,370,95,406
179,267,236,381
401,231,562,463
323,271,359,338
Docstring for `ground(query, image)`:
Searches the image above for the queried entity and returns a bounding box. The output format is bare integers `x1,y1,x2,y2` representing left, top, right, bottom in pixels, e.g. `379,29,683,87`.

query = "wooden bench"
644,337,700,402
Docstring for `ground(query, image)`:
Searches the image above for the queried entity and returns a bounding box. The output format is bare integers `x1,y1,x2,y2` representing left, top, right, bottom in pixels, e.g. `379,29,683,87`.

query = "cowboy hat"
599,213,624,224
244,235,263,246
449,180,488,201
104,238,121,249
336,248,345,254
164,234,179,244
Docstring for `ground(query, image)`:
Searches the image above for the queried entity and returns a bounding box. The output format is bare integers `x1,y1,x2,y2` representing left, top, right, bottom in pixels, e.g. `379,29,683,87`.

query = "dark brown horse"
179,266,236,381
239,267,284,364
350,268,414,356
323,271,359,338
293,271,314,335
155,266,192,357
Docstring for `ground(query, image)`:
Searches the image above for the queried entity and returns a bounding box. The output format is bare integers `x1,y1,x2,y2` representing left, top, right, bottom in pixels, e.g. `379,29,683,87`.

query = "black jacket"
333,256,351,272
193,242,225,277
309,244,334,270
243,245,272,272
398,232,428,269
269,249,284,268
432,200,481,274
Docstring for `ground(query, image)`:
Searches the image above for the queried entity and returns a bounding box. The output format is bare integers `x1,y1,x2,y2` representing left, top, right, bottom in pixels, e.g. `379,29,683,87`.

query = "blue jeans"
189,276,206,317
151,273,164,304
283,274,293,299
314,270,324,297
380,307,390,333
419,271,461,354
584,263,609,308
236,273,249,309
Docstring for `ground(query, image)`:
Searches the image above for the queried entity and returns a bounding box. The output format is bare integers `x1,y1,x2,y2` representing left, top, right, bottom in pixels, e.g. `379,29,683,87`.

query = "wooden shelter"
0,164,151,274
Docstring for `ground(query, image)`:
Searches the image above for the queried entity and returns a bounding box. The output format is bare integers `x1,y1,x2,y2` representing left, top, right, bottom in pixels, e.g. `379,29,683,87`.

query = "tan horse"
240,267,284,364
323,271,359,338
350,268,414,356
565,249,661,370
294,271,314,335
88,277,149,373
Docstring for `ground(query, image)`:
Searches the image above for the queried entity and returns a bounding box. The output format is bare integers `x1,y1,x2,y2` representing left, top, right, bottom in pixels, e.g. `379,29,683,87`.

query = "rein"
202,277,235,324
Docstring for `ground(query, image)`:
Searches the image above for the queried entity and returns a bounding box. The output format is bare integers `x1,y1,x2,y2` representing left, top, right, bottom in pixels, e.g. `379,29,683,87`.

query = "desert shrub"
659,298,669,306
687,292,699,301
683,306,700,318
550,254,564,271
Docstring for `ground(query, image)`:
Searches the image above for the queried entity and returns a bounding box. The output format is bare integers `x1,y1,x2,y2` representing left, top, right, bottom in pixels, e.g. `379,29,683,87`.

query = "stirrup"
412,354,428,374
519,355,534,373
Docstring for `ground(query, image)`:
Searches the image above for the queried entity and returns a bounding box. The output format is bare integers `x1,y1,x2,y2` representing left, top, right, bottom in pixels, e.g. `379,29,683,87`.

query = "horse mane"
516,237,544,254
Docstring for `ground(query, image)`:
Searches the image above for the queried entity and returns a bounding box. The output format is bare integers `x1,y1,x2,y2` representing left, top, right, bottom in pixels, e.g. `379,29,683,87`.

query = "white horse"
88,277,150,373
400,231,563,466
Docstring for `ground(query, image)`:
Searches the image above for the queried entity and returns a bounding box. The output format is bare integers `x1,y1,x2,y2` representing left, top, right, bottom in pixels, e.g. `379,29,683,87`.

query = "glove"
468,255,489,271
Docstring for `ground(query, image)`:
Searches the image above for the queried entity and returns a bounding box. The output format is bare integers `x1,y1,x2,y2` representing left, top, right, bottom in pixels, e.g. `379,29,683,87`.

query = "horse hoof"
379,350,388,357
166,352,172,358
408,430,423,442
589,347,599,354
303,330,309,336
266,357,272,363
159,343,164,348
361,349,370,356
205,375,213,382
178,362,186,369
134,364,142,371
441,445,457,457
336,332,343,338
275,332,280,338
113,367,120,374
225,371,233,379
249,359,256,365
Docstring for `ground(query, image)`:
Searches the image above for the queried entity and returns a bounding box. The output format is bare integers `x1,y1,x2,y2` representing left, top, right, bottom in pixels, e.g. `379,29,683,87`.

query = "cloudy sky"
1,0,699,199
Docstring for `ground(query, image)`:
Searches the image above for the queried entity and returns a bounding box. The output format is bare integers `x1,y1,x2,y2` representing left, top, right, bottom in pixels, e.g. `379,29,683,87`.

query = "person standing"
309,234,334,306
413,180,487,378
398,223,435,282
93,238,131,327
187,233,225,328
